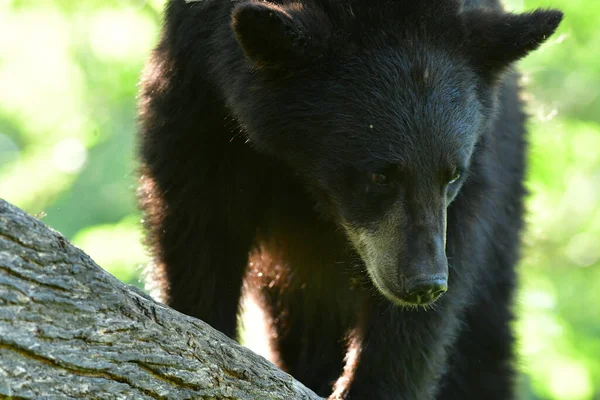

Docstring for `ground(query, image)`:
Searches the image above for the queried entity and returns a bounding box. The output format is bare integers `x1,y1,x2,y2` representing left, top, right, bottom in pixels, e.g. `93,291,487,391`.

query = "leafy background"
0,0,598,398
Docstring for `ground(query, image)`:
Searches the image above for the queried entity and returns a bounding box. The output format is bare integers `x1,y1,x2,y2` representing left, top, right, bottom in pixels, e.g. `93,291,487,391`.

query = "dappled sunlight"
88,9,157,62
546,359,592,400
0,133,20,167
565,232,600,268
72,215,147,287
516,276,594,400
52,137,88,173
517,98,600,399
525,118,600,243
0,147,77,210
0,9,87,142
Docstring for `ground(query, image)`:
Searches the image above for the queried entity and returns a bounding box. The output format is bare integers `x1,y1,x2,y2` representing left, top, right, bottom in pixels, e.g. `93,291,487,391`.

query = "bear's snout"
402,274,448,305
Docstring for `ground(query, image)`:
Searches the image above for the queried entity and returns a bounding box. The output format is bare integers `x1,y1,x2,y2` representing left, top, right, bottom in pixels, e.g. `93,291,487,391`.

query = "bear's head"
229,0,562,307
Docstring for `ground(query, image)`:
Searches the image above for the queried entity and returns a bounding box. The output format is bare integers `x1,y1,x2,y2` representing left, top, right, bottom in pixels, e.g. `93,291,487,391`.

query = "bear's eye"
448,170,461,184
367,164,399,188
370,173,389,186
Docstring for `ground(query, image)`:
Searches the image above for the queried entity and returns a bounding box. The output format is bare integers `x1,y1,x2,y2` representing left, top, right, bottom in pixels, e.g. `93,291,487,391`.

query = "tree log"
0,199,322,400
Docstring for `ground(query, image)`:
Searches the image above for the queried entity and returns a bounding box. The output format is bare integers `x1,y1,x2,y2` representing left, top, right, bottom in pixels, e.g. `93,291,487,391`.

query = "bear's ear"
231,2,328,69
463,9,563,78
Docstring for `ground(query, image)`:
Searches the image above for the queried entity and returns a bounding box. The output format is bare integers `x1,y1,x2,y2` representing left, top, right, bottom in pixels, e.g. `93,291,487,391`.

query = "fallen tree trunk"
0,199,322,400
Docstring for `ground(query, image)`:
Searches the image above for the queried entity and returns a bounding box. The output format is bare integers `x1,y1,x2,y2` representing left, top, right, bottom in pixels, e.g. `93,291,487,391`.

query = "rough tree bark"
0,199,322,400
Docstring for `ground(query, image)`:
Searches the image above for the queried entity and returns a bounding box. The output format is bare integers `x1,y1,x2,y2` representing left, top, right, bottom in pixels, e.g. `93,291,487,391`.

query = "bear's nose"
403,275,448,305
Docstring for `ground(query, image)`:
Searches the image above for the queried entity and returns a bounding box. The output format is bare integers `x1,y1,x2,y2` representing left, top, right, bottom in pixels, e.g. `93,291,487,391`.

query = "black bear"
137,0,562,398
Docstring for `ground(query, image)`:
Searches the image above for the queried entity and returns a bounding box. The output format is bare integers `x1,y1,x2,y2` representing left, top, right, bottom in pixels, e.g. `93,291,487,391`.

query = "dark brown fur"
137,1,562,398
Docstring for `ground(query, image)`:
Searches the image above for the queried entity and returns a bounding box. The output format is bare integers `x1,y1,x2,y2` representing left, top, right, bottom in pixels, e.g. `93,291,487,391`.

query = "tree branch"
0,199,322,400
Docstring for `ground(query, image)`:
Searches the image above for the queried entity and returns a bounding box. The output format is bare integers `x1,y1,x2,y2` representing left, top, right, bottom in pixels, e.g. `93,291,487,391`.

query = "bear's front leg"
340,297,461,400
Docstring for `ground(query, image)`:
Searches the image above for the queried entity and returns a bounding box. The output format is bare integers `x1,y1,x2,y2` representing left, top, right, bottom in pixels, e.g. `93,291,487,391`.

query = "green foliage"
0,1,597,398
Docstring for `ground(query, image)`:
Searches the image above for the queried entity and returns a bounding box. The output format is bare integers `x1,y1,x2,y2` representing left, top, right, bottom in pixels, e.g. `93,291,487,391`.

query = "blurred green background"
0,0,598,398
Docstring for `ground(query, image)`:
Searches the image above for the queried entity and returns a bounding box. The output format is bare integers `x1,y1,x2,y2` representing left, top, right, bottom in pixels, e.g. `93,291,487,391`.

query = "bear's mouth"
366,267,447,308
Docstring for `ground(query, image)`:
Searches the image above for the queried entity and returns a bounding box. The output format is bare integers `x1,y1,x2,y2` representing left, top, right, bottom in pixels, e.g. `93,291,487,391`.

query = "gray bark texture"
0,199,322,400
